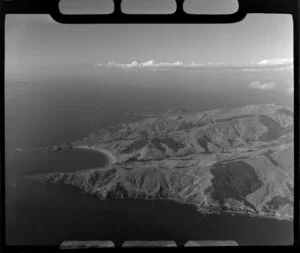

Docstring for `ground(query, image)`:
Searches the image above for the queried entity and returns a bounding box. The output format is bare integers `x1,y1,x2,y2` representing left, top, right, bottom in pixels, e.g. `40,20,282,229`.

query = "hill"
39,104,294,220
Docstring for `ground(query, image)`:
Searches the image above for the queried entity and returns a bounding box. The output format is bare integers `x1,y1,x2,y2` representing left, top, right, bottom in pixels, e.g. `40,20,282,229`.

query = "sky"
5,3,294,100
4,7,294,148
6,13,293,72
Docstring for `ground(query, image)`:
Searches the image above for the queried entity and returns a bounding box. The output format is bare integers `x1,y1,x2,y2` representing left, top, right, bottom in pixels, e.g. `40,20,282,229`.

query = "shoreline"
27,144,292,222
30,169,293,222
73,145,118,164
80,193,294,222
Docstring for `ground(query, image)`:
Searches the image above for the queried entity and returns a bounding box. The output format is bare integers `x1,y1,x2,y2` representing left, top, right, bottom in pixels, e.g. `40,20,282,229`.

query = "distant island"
37,104,294,221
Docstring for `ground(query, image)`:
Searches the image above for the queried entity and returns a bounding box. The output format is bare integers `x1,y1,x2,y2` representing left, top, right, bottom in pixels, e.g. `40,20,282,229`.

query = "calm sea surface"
5,75,294,246
5,149,293,246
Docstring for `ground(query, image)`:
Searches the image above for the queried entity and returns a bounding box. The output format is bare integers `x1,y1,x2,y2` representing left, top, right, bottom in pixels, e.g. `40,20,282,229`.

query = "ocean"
5,164,294,246
5,71,294,246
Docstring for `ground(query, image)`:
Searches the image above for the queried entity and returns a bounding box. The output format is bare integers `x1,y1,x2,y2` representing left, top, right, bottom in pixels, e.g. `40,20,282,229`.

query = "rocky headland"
35,104,294,220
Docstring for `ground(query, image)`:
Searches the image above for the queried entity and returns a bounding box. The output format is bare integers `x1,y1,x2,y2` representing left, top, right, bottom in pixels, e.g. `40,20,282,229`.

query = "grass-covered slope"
40,104,294,220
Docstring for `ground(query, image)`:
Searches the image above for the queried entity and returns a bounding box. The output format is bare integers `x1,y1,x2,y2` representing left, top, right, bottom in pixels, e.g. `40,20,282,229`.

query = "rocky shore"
32,104,294,221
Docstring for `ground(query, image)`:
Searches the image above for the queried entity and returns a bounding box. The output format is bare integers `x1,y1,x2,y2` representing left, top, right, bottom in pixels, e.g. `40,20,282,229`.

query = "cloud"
94,58,293,72
257,58,293,66
95,60,184,70
244,58,293,72
249,81,275,90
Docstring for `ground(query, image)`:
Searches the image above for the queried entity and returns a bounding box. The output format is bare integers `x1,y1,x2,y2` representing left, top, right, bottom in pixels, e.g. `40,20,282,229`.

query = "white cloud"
94,60,186,70
249,81,275,90
245,58,294,72
157,61,183,67
257,58,293,66
94,57,293,72
189,62,203,67
141,60,155,66
127,61,139,67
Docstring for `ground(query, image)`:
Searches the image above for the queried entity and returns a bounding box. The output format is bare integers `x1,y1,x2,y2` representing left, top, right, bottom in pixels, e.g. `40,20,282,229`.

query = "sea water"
5,74,293,245
5,149,293,246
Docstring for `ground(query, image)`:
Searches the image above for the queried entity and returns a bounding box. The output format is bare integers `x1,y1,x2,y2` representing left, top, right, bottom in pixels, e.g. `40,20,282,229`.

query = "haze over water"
5,67,293,149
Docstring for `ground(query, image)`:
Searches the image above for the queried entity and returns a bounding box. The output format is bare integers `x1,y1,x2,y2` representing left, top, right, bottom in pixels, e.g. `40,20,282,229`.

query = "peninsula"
39,104,294,221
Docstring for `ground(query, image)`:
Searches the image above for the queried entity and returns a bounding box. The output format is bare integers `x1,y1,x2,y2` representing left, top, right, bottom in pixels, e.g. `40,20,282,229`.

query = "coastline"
73,145,118,164
33,144,292,222
143,197,293,222
83,194,293,222
31,168,293,222
35,167,294,222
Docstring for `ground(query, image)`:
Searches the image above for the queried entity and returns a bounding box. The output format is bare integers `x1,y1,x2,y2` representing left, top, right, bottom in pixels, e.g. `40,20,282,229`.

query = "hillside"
39,104,294,220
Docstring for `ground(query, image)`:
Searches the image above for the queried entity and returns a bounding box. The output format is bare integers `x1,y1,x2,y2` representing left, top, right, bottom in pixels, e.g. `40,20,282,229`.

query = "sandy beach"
74,145,117,164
